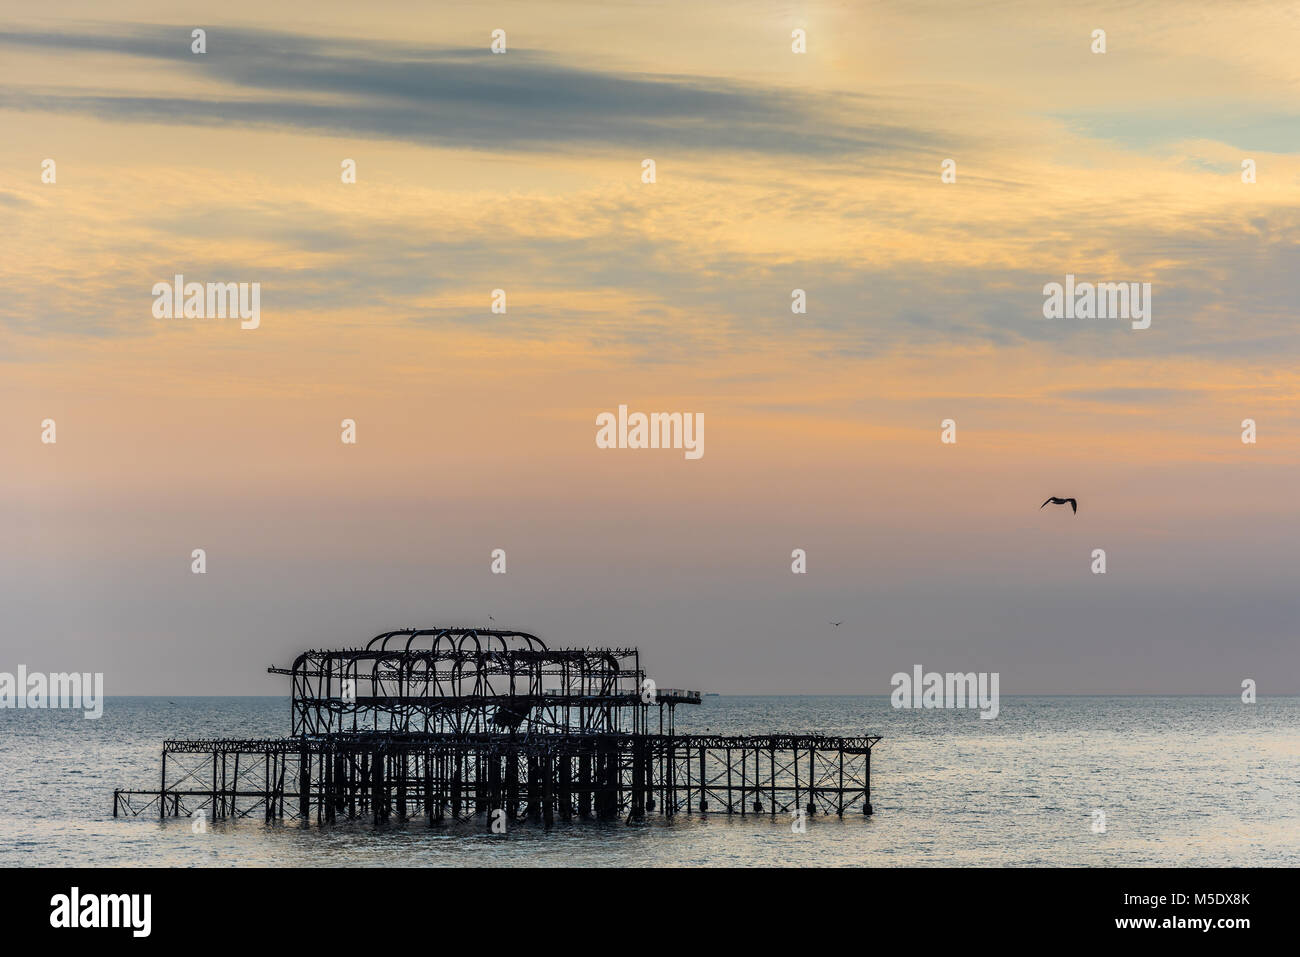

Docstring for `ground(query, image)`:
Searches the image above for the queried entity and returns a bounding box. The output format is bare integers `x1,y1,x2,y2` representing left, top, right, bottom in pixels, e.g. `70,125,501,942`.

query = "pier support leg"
396,752,408,822
864,747,873,815
559,752,572,820
299,745,311,823
578,754,592,818
699,747,708,813
543,751,554,827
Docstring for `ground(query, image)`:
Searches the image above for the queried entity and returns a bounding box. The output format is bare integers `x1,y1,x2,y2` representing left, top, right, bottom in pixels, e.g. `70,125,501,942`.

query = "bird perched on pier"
1040,496,1078,514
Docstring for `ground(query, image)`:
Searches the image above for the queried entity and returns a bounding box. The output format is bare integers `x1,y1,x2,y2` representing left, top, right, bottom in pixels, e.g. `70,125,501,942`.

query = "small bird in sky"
830,621,843,627
1040,496,1078,514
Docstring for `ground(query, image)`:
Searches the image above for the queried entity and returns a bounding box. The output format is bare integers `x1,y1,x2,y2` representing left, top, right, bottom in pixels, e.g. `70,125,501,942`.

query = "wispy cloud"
1051,107,1300,153
0,25,933,156
1053,387,1204,404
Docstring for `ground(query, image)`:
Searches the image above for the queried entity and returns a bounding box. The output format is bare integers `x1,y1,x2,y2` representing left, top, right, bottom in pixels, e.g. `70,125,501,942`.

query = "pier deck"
114,732,879,823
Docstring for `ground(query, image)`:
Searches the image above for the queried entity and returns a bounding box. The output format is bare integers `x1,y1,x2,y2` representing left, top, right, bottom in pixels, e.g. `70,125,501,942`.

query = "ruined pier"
113,628,880,826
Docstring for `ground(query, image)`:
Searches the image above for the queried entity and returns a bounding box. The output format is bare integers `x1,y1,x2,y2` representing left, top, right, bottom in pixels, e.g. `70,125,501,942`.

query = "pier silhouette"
114,627,881,826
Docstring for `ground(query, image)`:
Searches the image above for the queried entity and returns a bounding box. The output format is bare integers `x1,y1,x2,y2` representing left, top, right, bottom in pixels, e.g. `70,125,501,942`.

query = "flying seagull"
1040,496,1078,514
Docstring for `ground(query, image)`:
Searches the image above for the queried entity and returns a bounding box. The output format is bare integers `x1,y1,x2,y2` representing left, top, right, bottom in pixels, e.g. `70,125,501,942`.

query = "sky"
2,0,1297,694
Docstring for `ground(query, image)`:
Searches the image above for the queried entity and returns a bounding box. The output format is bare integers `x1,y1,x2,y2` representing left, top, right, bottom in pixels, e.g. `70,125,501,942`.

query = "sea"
1,695,1296,866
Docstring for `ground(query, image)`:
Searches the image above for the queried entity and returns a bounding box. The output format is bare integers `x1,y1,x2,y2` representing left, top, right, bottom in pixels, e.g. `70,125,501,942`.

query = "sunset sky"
3,0,1298,693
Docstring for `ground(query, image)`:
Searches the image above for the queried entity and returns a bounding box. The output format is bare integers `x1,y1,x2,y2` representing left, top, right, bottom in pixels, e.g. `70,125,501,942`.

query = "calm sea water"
1,696,1296,866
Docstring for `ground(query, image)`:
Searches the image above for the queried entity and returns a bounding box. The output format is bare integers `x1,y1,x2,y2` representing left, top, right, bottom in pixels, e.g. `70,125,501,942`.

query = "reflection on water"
1,695,1296,866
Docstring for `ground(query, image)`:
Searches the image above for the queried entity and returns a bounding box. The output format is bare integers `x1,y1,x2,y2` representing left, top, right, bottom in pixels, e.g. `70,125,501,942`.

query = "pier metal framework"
114,627,881,827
